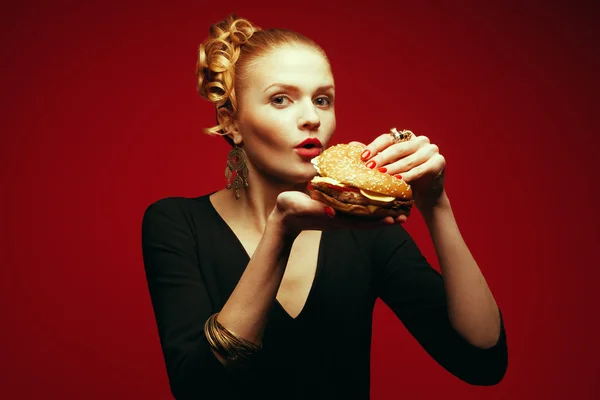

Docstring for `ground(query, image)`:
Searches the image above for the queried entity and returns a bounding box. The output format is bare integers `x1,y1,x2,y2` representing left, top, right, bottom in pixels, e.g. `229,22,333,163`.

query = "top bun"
312,143,412,199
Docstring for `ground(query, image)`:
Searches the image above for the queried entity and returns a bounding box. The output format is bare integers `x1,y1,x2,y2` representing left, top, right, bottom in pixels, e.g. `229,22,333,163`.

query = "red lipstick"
295,138,323,158
295,138,322,148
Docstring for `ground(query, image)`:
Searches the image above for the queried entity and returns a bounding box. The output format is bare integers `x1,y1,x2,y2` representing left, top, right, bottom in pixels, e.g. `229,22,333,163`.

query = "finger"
348,141,366,147
395,215,408,224
381,143,437,176
367,139,424,171
359,132,397,162
401,153,446,183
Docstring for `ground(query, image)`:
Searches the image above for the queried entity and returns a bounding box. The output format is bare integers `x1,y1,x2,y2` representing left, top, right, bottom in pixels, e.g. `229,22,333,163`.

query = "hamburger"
307,143,413,218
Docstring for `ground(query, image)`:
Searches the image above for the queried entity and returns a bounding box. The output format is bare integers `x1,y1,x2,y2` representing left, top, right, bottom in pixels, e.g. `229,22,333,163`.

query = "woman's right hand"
269,190,396,238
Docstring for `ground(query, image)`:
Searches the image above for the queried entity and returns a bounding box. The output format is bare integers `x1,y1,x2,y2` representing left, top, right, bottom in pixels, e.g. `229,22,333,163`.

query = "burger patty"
311,181,412,210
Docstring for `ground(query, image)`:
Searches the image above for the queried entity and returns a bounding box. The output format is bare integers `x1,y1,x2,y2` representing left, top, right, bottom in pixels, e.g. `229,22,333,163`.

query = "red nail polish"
394,174,403,180
366,161,376,169
361,150,370,160
377,167,387,173
324,207,335,217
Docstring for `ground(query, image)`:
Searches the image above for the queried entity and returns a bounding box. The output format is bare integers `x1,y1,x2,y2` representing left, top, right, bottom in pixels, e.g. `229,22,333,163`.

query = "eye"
271,95,291,107
314,96,332,107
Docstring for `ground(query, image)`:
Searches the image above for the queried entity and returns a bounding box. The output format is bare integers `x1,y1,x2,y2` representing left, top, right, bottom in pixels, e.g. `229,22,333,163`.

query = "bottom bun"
309,189,412,218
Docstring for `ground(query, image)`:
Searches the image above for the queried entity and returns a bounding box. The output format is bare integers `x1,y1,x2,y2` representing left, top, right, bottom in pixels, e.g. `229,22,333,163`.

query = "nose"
298,101,321,130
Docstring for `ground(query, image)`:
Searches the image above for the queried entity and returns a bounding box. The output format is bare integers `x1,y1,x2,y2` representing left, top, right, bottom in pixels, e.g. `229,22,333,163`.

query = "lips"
296,138,322,149
295,147,322,157
295,138,323,158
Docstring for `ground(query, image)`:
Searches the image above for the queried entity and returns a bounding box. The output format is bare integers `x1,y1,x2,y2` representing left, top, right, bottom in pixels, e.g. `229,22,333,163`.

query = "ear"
217,107,243,145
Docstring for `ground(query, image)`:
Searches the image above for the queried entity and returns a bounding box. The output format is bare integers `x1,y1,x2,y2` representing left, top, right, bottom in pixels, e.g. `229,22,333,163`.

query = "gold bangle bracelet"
204,313,262,362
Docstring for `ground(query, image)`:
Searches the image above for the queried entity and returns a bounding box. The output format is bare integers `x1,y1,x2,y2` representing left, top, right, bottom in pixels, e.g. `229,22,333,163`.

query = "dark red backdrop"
2,0,599,398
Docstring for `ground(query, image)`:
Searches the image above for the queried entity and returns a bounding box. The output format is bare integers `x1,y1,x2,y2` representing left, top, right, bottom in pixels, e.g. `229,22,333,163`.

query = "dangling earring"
225,145,249,200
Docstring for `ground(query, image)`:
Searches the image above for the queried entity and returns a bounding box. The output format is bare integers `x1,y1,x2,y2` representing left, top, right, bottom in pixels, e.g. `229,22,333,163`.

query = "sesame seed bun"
312,143,412,199
308,143,414,218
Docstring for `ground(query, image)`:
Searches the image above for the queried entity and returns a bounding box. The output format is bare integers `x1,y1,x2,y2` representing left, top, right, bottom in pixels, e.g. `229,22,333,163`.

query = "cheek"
328,113,337,131
238,120,289,173
322,113,336,143
248,126,286,152
243,110,292,149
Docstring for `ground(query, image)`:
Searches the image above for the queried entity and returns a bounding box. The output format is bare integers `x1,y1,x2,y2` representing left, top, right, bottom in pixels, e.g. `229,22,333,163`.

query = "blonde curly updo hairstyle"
196,14,329,146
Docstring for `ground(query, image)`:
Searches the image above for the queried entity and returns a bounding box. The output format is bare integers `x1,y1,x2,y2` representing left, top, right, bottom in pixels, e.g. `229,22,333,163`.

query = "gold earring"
225,146,249,199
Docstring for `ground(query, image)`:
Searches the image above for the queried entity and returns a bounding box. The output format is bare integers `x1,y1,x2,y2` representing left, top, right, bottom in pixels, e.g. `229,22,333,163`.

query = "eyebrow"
263,83,335,93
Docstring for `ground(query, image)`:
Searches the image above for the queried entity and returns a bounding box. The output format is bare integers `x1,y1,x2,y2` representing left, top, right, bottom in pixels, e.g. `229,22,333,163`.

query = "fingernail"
361,150,370,160
394,174,402,180
324,207,335,218
366,160,376,169
377,167,387,173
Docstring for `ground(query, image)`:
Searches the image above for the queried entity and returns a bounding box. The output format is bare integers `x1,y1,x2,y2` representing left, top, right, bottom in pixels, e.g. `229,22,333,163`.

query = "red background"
2,0,599,398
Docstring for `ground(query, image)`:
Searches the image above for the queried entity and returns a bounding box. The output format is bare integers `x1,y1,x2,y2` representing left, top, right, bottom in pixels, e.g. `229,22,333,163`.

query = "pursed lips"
294,138,323,158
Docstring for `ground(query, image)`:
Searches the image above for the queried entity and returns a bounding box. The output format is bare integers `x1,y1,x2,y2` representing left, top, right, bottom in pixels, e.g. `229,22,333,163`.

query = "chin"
284,163,320,183
300,166,320,183
263,168,316,188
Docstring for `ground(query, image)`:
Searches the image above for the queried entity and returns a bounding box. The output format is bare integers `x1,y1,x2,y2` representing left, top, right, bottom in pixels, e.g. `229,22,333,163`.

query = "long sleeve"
141,198,232,399
371,224,508,386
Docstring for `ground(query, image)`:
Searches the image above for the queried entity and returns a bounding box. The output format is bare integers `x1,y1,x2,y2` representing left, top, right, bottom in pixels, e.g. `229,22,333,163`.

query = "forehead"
248,45,333,89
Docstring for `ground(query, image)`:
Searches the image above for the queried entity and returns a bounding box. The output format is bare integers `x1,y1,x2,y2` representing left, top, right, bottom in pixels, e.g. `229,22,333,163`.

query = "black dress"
141,194,508,400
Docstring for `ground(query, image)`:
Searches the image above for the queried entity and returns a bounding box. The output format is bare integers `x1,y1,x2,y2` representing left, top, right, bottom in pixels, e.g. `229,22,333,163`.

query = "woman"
141,14,508,400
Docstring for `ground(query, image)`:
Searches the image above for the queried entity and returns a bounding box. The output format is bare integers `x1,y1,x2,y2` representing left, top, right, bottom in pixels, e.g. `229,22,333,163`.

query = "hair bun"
196,14,260,129
211,15,258,46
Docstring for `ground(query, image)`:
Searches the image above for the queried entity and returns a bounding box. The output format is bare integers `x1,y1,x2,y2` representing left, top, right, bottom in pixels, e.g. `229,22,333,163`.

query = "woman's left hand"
352,130,446,212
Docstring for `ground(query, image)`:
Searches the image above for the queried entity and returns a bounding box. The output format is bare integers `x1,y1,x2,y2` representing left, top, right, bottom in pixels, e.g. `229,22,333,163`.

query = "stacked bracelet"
204,313,262,362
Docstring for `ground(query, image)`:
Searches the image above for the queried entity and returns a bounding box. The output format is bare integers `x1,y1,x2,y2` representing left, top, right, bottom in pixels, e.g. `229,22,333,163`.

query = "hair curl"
195,14,328,145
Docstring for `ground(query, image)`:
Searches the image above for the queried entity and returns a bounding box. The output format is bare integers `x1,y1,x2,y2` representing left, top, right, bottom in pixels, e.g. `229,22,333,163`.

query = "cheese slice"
311,176,346,188
367,205,379,213
359,189,395,203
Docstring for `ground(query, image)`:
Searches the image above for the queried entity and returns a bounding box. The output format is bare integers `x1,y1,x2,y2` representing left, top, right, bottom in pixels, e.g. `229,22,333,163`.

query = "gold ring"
390,128,414,143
